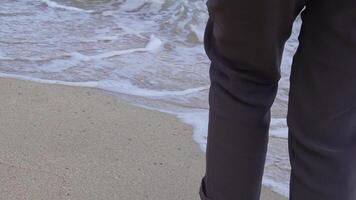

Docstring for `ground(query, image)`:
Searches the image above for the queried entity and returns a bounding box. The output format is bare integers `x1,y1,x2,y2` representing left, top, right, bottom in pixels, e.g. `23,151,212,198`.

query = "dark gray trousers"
199,0,356,199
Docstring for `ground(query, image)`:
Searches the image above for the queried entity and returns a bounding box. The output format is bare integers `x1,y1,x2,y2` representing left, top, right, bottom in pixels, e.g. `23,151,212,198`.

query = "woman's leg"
200,0,305,199
288,1,356,199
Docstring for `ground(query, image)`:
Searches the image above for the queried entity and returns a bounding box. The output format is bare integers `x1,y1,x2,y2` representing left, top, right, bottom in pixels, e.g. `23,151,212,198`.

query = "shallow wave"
263,177,289,197
40,0,94,12
0,72,209,97
270,118,288,138
70,35,162,60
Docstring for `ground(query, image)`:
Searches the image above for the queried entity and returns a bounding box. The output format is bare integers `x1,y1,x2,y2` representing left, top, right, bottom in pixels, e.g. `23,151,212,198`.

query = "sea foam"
270,118,288,138
40,0,93,13
67,35,162,62
263,177,289,197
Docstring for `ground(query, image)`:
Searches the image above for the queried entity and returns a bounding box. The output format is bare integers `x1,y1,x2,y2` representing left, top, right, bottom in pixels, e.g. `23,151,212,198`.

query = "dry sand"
0,78,286,200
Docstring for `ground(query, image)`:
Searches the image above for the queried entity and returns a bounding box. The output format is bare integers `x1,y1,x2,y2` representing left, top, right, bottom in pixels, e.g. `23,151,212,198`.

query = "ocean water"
0,0,302,197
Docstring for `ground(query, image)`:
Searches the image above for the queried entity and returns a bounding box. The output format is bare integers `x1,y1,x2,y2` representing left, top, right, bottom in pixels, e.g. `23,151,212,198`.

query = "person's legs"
288,1,356,199
200,0,305,199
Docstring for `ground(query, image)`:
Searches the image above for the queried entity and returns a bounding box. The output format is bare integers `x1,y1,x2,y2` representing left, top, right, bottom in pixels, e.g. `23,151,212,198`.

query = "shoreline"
0,77,286,199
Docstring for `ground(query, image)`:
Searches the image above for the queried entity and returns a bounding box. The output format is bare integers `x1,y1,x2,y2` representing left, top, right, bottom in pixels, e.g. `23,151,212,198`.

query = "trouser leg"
288,1,356,199
199,0,305,199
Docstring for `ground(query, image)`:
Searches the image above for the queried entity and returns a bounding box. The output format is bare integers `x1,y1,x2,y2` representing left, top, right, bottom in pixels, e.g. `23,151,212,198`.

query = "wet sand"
0,78,286,199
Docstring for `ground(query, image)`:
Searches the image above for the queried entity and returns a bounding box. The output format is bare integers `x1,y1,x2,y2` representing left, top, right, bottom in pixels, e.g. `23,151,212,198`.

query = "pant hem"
199,177,213,200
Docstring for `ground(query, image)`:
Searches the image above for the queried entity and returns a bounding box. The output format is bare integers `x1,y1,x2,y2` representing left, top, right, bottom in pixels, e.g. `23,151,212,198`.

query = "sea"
0,0,302,197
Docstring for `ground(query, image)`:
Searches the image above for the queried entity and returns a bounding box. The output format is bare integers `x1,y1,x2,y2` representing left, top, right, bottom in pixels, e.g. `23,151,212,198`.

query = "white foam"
144,35,163,52
158,114,288,152
95,35,120,41
270,118,288,139
0,72,208,98
189,24,204,43
263,177,289,197
70,35,162,61
97,79,209,97
120,0,165,13
176,110,209,152
120,0,147,12
40,0,93,13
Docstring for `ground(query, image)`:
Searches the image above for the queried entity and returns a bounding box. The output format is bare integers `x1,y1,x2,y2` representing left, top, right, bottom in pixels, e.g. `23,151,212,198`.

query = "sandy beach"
0,78,286,200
